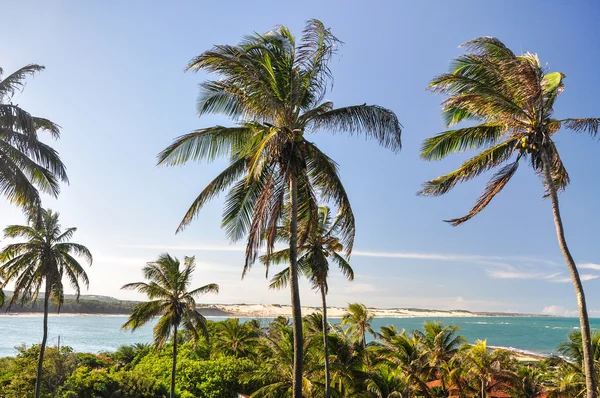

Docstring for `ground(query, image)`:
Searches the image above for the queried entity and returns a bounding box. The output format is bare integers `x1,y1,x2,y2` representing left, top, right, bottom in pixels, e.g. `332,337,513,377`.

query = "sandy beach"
195,304,537,319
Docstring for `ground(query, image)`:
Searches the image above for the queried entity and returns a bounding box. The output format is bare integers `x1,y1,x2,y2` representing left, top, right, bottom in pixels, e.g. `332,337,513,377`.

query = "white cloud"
542,305,567,316
579,263,600,271
488,270,561,280
551,274,600,283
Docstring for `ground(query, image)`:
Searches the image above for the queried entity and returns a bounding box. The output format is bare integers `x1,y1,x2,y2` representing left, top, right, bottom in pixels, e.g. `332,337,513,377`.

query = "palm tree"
374,325,432,397
121,253,219,398
342,303,376,348
0,209,92,398
157,20,402,397
459,340,515,398
415,321,467,396
0,65,68,209
420,37,600,398
264,205,354,398
246,320,322,397
213,318,259,358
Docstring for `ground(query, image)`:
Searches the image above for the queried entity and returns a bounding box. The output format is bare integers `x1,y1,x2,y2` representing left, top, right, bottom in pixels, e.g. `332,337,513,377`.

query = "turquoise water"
0,315,596,357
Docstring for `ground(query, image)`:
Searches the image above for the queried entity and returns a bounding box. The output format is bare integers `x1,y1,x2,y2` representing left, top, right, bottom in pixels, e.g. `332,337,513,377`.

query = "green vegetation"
121,253,219,398
0,297,137,314
420,36,600,398
157,19,401,398
0,314,595,398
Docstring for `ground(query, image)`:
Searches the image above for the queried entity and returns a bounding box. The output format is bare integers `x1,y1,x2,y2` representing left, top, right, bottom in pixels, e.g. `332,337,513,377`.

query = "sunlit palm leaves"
0,208,91,398
122,254,218,348
121,253,218,398
0,65,67,209
420,37,599,225
342,303,376,348
158,19,401,275
0,209,91,310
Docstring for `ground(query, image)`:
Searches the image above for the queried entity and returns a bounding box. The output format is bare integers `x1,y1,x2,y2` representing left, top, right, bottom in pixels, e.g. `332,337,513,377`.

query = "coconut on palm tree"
342,303,376,348
157,20,402,397
121,253,218,398
264,205,354,398
420,37,600,398
0,209,92,398
0,65,67,210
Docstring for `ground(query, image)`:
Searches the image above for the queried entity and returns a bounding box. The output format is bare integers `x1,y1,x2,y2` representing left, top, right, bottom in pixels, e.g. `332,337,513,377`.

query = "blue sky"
2,1,600,315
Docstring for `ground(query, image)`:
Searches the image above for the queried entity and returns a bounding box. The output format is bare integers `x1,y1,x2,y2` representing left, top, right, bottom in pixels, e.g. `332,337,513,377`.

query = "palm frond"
445,157,521,226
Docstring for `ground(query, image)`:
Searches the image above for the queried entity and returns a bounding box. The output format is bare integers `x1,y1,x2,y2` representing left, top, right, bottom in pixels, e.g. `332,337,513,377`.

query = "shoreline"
0,304,553,319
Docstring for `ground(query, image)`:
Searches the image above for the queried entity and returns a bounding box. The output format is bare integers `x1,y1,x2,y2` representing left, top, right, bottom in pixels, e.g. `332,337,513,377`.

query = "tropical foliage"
1,313,593,398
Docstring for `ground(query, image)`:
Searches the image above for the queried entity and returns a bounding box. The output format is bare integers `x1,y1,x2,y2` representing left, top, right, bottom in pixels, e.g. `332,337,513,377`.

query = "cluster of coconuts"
518,136,538,154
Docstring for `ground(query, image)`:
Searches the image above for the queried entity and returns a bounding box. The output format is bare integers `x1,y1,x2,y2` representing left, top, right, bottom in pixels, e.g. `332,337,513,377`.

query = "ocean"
0,315,595,358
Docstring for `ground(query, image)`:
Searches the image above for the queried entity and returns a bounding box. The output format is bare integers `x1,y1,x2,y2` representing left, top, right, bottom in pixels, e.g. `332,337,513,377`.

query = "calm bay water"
0,315,597,357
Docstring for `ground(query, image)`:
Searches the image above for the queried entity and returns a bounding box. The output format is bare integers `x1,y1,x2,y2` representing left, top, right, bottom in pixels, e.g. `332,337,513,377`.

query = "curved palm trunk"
170,324,178,398
35,279,50,398
320,284,331,398
541,150,596,398
289,174,303,398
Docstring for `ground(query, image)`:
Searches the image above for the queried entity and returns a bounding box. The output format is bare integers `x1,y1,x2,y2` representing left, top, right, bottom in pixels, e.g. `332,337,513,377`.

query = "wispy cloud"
551,274,600,283
579,263,600,271
488,270,561,280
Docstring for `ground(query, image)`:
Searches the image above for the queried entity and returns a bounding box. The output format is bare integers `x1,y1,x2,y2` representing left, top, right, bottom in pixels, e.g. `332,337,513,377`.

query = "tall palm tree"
415,321,467,395
121,253,219,398
157,20,402,397
0,208,92,398
342,303,376,348
0,65,67,209
264,205,354,398
420,37,600,398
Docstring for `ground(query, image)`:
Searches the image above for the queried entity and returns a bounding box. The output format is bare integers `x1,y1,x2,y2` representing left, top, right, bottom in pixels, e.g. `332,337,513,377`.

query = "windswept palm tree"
264,205,354,398
420,37,600,398
0,209,91,398
342,303,376,348
0,65,67,209
121,254,219,398
157,20,402,397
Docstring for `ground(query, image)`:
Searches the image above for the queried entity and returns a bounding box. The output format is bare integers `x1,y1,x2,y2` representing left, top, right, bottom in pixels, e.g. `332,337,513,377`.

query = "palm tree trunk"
541,150,597,398
320,284,331,398
170,324,178,398
289,174,303,398
35,279,50,398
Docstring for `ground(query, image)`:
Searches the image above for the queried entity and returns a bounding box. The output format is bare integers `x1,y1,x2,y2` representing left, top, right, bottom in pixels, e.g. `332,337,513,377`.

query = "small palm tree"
415,321,467,395
420,37,600,398
264,205,354,398
459,340,515,398
374,326,431,397
0,209,92,398
121,253,218,398
342,303,376,348
158,20,401,397
0,65,68,209
213,318,259,358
